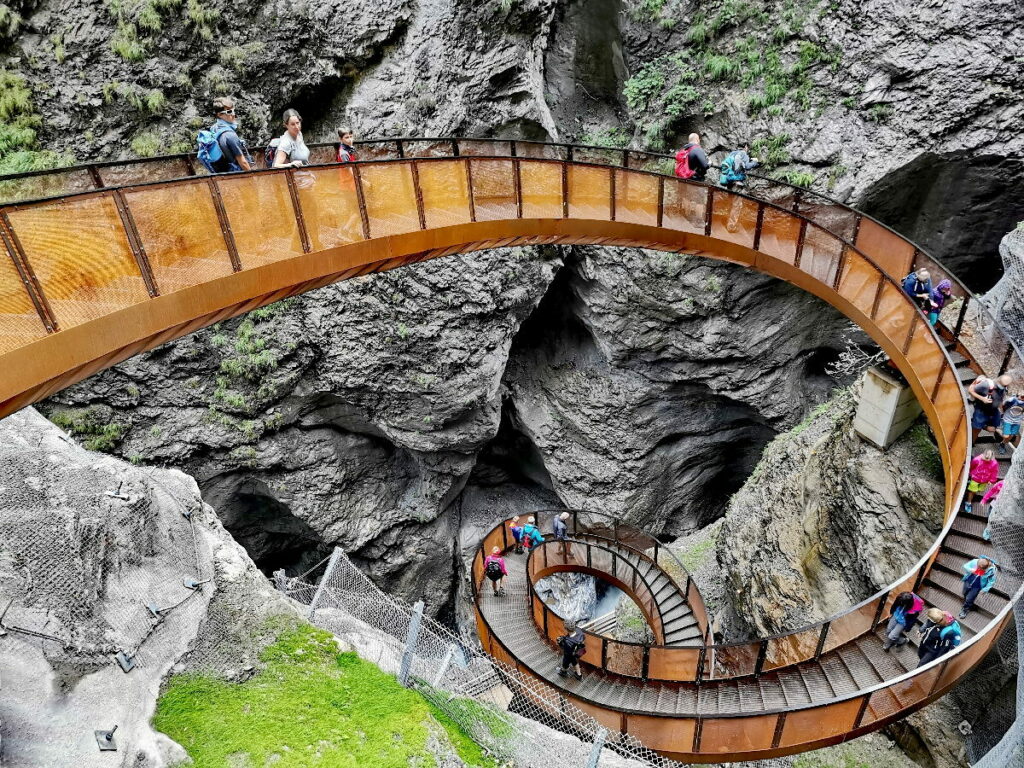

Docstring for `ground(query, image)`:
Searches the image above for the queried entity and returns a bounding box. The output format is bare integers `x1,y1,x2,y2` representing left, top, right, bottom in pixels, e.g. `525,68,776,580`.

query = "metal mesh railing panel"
294,166,366,251
0,248,46,352
215,173,303,268
568,165,612,221
418,159,473,229
5,195,149,328
758,205,802,264
711,193,759,248
123,181,235,294
358,161,420,237
470,159,517,222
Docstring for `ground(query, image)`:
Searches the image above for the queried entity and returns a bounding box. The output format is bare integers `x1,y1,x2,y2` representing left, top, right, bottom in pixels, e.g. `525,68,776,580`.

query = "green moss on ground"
154,623,497,768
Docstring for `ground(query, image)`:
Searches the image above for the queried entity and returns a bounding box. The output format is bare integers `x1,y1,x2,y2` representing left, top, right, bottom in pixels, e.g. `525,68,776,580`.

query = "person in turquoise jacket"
960,556,998,619
521,516,544,551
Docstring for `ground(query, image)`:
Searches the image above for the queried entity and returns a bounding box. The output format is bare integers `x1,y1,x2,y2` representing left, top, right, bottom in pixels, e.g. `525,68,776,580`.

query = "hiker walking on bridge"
484,546,508,596
960,556,997,619
675,133,709,182
883,591,924,651
556,618,586,680
917,608,961,667
553,511,571,559
197,96,252,173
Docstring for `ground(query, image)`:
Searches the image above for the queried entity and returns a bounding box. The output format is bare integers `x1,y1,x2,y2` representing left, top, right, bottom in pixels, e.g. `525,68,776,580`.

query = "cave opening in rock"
201,476,333,577
859,152,1024,291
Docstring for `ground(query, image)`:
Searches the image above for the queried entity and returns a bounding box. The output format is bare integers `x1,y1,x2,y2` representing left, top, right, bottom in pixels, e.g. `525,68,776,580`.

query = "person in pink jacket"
981,480,1003,541
484,546,508,596
965,449,999,514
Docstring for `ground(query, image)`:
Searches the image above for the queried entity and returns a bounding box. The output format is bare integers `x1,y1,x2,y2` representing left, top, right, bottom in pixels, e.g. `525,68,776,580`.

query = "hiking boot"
498,587,506,596
998,443,1009,455
557,668,568,678
959,608,969,620
983,526,992,541
882,640,893,652
965,502,973,513
573,670,583,681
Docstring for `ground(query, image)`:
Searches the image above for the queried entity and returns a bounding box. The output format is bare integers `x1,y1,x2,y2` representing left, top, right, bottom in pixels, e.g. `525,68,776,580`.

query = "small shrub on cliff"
186,0,219,40
110,21,146,61
48,406,128,452
0,71,72,174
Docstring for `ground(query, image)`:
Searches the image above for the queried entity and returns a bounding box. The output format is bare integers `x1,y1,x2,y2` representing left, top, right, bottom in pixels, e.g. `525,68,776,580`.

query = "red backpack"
675,146,696,179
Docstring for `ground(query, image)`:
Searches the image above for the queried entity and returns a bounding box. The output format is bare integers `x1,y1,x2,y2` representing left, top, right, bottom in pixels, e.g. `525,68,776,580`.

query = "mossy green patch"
155,623,497,768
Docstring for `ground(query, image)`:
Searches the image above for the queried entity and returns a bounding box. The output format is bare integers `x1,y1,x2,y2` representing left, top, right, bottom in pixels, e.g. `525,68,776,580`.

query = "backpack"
485,560,503,580
560,632,586,658
720,152,744,185
196,124,234,173
675,146,696,179
264,138,282,169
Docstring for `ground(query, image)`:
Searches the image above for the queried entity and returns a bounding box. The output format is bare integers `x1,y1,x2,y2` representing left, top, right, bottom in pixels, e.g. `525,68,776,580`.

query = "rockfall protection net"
966,232,1024,768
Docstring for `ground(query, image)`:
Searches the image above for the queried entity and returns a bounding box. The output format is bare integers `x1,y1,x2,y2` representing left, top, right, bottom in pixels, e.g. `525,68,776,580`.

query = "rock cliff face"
0,407,301,768
716,387,945,638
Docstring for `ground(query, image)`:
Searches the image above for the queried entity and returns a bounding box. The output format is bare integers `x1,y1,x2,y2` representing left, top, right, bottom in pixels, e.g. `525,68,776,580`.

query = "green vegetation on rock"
48,406,128,452
0,70,72,174
155,623,497,768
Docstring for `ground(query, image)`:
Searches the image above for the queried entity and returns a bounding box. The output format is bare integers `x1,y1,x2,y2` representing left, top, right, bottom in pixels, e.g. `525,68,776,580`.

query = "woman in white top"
273,108,311,168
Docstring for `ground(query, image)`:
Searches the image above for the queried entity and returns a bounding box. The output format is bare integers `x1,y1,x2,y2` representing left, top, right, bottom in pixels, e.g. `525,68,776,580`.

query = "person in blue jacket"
719,143,760,189
902,268,932,313
960,556,998,619
521,516,544,551
917,608,961,667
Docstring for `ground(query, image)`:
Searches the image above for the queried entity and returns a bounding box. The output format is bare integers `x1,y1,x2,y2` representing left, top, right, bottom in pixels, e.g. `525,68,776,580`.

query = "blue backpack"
196,124,235,173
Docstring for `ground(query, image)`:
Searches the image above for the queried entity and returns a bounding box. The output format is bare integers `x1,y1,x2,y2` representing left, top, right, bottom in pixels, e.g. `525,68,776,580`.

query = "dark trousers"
917,649,944,668
560,649,578,670
963,583,982,611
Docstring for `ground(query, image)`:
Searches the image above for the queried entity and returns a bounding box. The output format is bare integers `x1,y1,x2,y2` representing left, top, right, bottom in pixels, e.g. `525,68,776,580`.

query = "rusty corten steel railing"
0,142,1019,761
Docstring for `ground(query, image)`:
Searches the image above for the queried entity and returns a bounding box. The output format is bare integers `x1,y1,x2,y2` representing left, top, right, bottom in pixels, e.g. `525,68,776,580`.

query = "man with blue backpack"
197,96,252,173
719,143,760,189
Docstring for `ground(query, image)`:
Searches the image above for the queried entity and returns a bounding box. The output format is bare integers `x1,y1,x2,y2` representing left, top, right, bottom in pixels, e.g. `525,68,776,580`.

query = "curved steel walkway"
0,139,1020,762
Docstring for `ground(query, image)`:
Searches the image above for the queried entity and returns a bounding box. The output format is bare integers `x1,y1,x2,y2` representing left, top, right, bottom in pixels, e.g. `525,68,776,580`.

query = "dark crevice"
859,152,1024,291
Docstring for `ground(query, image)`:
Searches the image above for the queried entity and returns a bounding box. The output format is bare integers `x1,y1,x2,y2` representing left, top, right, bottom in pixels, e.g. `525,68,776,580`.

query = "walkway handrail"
0,136,1016,389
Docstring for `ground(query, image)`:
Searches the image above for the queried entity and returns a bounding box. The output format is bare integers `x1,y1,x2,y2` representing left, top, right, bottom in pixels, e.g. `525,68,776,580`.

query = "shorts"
972,408,1001,430
1004,422,1021,437
968,480,991,494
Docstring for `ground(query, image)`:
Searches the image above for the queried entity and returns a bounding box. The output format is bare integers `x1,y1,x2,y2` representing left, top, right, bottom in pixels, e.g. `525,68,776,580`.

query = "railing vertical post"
622,149,629,169
112,189,159,297
753,202,765,252
465,159,477,223
308,547,343,621
352,164,372,240
609,168,616,222
284,170,312,253
561,162,569,218
771,712,788,749
833,243,849,291
513,158,523,219
869,274,886,320
88,165,104,189
696,646,706,684
814,622,830,660
912,562,928,593
601,637,608,671
656,176,665,228
953,296,970,339
852,693,871,729
183,155,197,176
396,139,405,159
871,591,890,628
585,727,607,768
641,644,650,680
654,540,659,565
207,179,242,272
792,189,802,214
398,599,424,687
703,186,714,236
509,140,517,158
683,573,691,605
0,215,58,332
930,361,948,402
410,160,427,230
451,140,460,157
753,638,768,678
793,219,808,269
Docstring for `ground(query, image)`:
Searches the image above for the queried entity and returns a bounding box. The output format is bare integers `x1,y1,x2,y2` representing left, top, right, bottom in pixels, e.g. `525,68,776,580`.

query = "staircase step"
796,662,835,700
835,645,883,690
817,653,858,696
918,585,984,636
758,676,788,709
776,668,812,705
925,569,1004,617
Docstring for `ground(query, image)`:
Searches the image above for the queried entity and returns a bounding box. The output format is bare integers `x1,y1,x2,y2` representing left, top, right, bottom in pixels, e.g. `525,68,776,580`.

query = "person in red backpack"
675,133,709,181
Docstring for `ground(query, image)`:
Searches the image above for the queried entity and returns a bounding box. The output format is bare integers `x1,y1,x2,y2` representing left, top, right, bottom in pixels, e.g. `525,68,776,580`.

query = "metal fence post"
431,643,457,688
308,547,343,621
399,600,425,687
585,727,607,768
